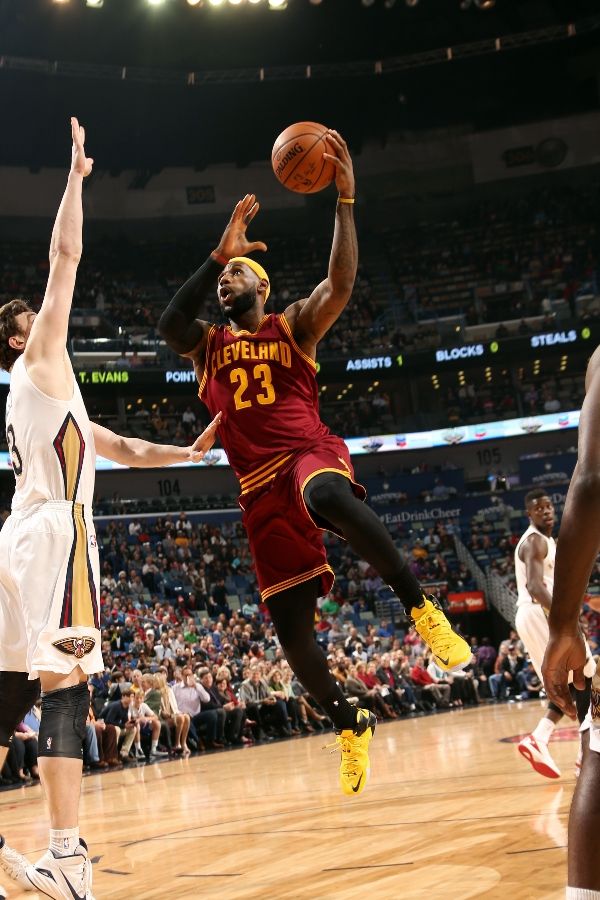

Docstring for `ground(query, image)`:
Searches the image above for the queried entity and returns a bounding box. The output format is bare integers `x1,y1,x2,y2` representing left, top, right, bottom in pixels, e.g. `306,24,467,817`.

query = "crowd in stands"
2,183,599,369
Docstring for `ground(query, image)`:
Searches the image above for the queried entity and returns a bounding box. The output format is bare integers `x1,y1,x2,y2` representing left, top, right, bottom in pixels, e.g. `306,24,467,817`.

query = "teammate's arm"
285,131,357,355
25,119,93,365
91,413,221,468
158,194,267,359
520,535,552,612
542,346,600,715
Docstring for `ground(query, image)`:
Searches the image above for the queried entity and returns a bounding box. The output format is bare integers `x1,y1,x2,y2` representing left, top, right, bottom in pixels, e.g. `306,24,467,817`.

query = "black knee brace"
0,672,41,746
570,678,592,726
38,682,89,760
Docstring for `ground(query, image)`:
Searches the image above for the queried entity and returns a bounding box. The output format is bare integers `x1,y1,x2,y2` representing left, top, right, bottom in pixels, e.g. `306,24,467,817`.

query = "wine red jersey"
199,313,331,493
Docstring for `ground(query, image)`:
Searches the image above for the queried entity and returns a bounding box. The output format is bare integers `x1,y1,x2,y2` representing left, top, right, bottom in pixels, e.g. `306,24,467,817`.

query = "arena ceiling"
0,0,599,170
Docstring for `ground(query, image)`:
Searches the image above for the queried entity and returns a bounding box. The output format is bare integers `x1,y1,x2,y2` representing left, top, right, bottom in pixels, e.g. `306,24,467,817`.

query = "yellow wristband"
338,196,355,204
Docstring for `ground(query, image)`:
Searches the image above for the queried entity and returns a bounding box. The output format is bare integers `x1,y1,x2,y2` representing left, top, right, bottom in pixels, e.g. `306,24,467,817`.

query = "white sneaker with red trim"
518,734,561,779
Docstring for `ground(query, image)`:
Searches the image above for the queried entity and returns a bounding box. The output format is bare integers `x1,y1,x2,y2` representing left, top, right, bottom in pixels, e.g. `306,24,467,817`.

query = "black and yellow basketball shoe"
411,594,471,671
329,708,376,797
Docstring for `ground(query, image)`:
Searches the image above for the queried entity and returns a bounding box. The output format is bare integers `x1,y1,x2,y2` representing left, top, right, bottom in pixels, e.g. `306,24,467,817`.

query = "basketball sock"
566,888,600,899
151,740,158,752
49,827,79,858
134,741,142,751
304,474,424,611
319,684,359,732
532,717,556,745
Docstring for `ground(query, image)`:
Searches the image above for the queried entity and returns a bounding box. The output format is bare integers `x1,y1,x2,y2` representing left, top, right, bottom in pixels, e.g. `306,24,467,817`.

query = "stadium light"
268,0,287,8
187,0,203,6
51,0,70,5
147,0,166,6
86,0,104,7
474,0,495,7
229,0,244,5
208,0,225,6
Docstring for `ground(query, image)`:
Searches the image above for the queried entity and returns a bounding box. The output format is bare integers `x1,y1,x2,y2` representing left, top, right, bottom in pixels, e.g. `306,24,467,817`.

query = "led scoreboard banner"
0,324,593,395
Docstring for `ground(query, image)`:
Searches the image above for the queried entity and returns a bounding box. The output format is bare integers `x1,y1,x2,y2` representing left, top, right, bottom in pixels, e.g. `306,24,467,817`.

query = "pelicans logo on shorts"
52,636,96,660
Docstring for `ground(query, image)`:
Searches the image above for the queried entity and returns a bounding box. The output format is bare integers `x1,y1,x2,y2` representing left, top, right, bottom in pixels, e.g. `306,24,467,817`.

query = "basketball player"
543,343,600,900
0,119,220,900
515,488,593,779
158,130,471,796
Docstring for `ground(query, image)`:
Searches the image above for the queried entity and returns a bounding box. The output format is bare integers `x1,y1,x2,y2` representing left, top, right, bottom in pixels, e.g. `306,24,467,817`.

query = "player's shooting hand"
542,629,587,719
187,412,223,463
70,117,94,178
324,130,354,199
215,194,268,261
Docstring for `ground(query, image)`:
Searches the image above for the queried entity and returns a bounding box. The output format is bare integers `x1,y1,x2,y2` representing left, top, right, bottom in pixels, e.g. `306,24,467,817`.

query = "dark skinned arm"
542,344,600,716
285,131,358,358
520,534,552,612
158,194,267,360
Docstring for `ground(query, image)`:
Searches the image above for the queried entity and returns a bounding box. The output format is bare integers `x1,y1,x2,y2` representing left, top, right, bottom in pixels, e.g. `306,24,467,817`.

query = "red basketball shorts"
239,436,366,602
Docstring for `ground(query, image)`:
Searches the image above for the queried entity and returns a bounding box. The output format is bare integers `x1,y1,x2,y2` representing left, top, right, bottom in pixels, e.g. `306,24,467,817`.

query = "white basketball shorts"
515,601,596,682
0,501,103,679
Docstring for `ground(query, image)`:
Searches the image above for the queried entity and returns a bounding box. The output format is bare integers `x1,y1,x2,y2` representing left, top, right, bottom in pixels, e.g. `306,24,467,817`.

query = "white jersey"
514,524,555,608
6,355,96,511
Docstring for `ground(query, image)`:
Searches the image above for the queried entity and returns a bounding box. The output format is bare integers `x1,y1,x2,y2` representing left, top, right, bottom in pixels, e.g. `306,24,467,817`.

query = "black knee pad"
304,472,352,521
0,672,41,746
38,682,89,760
569,678,592,726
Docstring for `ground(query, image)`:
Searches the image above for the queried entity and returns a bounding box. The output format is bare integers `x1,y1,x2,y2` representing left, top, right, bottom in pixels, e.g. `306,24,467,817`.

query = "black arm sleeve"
158,255,224,355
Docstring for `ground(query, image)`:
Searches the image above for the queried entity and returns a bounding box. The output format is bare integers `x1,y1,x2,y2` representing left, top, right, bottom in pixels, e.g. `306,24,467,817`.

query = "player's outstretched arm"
158,194,267,359
542,345,600,715
26,118,93,365
286,131,358,355
91,412,221,468
520,535,552,612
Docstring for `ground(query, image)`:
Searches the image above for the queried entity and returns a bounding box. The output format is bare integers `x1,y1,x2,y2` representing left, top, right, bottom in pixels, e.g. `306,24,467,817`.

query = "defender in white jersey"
0,120,221,900
514,488,593,780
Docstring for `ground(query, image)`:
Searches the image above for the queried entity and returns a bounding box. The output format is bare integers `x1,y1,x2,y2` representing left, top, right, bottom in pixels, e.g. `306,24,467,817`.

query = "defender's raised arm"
25,118,93,368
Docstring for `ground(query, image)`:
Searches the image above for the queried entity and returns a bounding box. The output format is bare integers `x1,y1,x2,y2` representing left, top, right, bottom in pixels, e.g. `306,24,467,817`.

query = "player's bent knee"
0,672,41,746
304,473,353,519
38,681,89,760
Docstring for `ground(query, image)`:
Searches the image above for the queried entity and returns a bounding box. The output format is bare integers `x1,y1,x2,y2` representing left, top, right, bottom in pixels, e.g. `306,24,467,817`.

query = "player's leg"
267,579,376,796
0,672,41,769
304,472,470,670
567,730,600,896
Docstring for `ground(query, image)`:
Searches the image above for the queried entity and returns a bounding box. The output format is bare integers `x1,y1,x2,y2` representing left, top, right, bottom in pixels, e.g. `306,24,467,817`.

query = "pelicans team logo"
52,637,96,660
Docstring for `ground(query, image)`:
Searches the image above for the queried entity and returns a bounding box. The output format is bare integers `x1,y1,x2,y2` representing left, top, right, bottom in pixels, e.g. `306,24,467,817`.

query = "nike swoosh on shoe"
436,655,450,666
351,774,363,793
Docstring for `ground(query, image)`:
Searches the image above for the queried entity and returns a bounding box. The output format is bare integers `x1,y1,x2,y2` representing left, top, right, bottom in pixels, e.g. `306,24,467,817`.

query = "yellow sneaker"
411,595,471,672
328,708,376,797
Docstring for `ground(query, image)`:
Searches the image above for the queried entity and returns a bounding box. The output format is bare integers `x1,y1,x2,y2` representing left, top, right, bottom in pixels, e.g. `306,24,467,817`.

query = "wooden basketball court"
0,703,577,899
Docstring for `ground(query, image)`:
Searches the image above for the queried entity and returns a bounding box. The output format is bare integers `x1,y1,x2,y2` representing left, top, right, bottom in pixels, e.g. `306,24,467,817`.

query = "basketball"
271,121,336,194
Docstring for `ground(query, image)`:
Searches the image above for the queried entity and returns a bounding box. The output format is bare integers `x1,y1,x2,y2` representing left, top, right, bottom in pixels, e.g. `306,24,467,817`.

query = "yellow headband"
228,256,270,302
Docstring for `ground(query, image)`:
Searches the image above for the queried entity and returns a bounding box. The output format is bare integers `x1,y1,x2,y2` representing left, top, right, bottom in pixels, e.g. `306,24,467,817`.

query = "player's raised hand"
186,412,223,463
324,130,355,199
215,194,268,261
70,117,94,178
541,629,587,719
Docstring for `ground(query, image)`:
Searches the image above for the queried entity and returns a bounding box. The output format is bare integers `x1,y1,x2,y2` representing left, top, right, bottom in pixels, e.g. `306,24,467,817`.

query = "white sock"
532,717,555,745
49,827,79,858
151,740,158,752
135,742,142,751
566,888,600,899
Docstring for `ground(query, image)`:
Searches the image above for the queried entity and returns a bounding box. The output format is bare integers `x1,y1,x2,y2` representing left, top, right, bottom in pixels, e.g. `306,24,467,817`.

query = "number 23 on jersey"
230,364,276,411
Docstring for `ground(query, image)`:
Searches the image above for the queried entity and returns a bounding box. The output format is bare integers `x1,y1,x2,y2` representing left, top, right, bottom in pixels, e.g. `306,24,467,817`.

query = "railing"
454,534,516,627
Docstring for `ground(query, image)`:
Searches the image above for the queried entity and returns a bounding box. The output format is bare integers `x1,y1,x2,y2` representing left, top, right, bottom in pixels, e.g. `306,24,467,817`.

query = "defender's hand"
324,130,354,199
70,117,94,178
542,630,587,719
215,194,268,261
186,412,223,463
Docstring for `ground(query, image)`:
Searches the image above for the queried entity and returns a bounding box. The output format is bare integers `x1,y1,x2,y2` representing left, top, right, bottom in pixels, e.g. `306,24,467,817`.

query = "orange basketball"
271,121,336,194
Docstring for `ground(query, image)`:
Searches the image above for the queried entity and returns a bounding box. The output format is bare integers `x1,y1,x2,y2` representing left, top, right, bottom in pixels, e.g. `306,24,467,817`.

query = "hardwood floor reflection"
0,702,579,899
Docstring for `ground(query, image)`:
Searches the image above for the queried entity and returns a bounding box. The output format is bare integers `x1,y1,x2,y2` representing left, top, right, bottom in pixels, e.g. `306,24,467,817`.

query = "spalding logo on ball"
271,121,335,194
